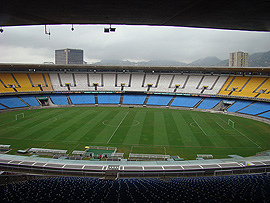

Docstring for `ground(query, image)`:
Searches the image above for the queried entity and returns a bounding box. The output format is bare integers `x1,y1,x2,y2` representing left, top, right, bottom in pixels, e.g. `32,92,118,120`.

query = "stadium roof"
0,0,270,31
0,63,270,73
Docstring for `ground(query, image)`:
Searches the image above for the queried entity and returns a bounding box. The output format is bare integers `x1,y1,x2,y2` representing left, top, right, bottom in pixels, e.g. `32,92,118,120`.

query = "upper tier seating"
12,73,40,92
125,73,147,92
69,94,95,104
19,95,40,106
219,76,270,99
239,102,270,115
50,95,69,105
171,96,202,107
0,73,17,93
97,94,121,104
122,94,146,105
0,96,28,108
28,73,53,91
227,100,254,112
147,95,173,106
116,73,130,87
197,98,222,109
0,73,52,93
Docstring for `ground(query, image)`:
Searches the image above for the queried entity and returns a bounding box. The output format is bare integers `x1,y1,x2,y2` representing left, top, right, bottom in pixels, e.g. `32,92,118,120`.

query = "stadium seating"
116,73,130,87
259,111,270,119
97,94,121,104
28,73,53,91
197,98,222,109
12,73,40,92
122,94,147,105
147,95,173,106
0,73,17,93
19,95,40,106
69,94,95,104
0,105,6,109
50,95,69,105
125,73,147,92
171,96,202,107
0,174,269,202
227,100,254,112
239,102,270,115
0,96,28,108
155,74,173,92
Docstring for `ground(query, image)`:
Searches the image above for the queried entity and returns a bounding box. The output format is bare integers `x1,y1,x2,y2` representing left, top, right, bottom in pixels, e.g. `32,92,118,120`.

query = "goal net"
228,119,235,128
15,113,24,120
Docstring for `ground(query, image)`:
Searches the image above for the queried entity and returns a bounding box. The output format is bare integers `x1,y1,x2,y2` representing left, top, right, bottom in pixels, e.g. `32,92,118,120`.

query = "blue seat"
227,100,253,112
0,96,28,108
20,95,40,106
197,98,222,109
122,94,146,105
171,96,202,107
69,94,95,104
97,94,121,104
147,95,173,106
50,95,69,105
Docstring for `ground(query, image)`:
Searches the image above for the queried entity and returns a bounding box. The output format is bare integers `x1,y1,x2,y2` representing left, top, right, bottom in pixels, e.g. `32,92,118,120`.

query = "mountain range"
92,51,270,67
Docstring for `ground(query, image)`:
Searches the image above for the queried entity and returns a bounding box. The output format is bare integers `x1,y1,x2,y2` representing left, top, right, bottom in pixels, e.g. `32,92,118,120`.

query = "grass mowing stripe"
153,111,169,146
215,114,262,148
205,113,248,148
50,109,96,142
22,108,83,141
182,112,215,147
107,111,129,144
80,110,121,143
0,109,66,139
64,110,112,142
122,111,146,145
139,111,154,145
171,111,200,147
163,111,184,146
109,110,137,144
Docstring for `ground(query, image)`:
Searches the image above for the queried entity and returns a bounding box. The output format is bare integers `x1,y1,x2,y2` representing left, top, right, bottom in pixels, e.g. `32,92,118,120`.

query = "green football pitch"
1,106,270,159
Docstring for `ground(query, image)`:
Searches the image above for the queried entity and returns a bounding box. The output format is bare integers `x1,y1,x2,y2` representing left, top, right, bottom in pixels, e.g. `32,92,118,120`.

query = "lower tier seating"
0,174,269,202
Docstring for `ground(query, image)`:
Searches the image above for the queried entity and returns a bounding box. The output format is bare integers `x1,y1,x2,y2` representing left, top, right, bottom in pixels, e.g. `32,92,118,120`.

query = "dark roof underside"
1,0,270,31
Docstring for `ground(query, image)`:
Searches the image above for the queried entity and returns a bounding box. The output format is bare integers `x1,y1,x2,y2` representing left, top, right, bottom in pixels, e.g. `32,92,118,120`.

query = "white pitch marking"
215,114,261,148
215,121,226,130
192,118,207,136
107,111,129,144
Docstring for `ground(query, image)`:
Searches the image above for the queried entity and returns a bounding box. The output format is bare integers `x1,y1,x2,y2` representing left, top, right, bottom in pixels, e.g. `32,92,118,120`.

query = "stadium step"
66,95,72,105
17,96,30,106
194,98,204,108
143,94,150,105
167,96,176,106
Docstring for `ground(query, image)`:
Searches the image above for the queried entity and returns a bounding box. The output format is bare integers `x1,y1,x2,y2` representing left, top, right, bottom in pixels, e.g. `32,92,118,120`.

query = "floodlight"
110,27,116,32
0,27,3,33
104,28,110,33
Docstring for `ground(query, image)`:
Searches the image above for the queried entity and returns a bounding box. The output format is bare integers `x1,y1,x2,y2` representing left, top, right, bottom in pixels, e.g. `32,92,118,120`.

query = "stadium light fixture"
71,24,75,31
0,27,3,33
104,24,116,33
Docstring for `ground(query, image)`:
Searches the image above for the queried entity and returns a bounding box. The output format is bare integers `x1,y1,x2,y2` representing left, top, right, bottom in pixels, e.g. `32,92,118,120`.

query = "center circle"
102,120,140,127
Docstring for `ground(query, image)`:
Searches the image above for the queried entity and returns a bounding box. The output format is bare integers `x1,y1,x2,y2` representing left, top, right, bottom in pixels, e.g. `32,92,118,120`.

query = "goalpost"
15,113,24,120
228,119,235,128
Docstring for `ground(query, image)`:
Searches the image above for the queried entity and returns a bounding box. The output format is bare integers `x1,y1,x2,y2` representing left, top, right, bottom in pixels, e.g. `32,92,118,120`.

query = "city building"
229,51,249,67
55,48,84,65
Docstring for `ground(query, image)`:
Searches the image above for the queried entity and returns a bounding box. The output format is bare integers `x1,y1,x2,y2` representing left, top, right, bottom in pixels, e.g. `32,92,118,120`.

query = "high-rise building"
229,51,248,67
55,48,83,65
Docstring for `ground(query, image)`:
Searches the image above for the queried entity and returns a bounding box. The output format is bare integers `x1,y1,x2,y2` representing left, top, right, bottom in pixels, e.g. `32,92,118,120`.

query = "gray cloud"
0,25,269,64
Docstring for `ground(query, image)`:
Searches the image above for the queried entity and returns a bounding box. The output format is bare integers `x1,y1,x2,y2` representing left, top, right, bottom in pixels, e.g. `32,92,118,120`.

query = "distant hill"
249,51,270,67
189,57,222,66
92,51,270,67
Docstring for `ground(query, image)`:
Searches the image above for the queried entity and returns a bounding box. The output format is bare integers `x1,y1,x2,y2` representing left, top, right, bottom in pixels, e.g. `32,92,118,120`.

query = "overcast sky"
0,24,269,64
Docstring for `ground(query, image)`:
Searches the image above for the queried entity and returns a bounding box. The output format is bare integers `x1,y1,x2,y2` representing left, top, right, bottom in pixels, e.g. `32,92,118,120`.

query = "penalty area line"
215,114,262,149
192,118,207,136
107,111,129,144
